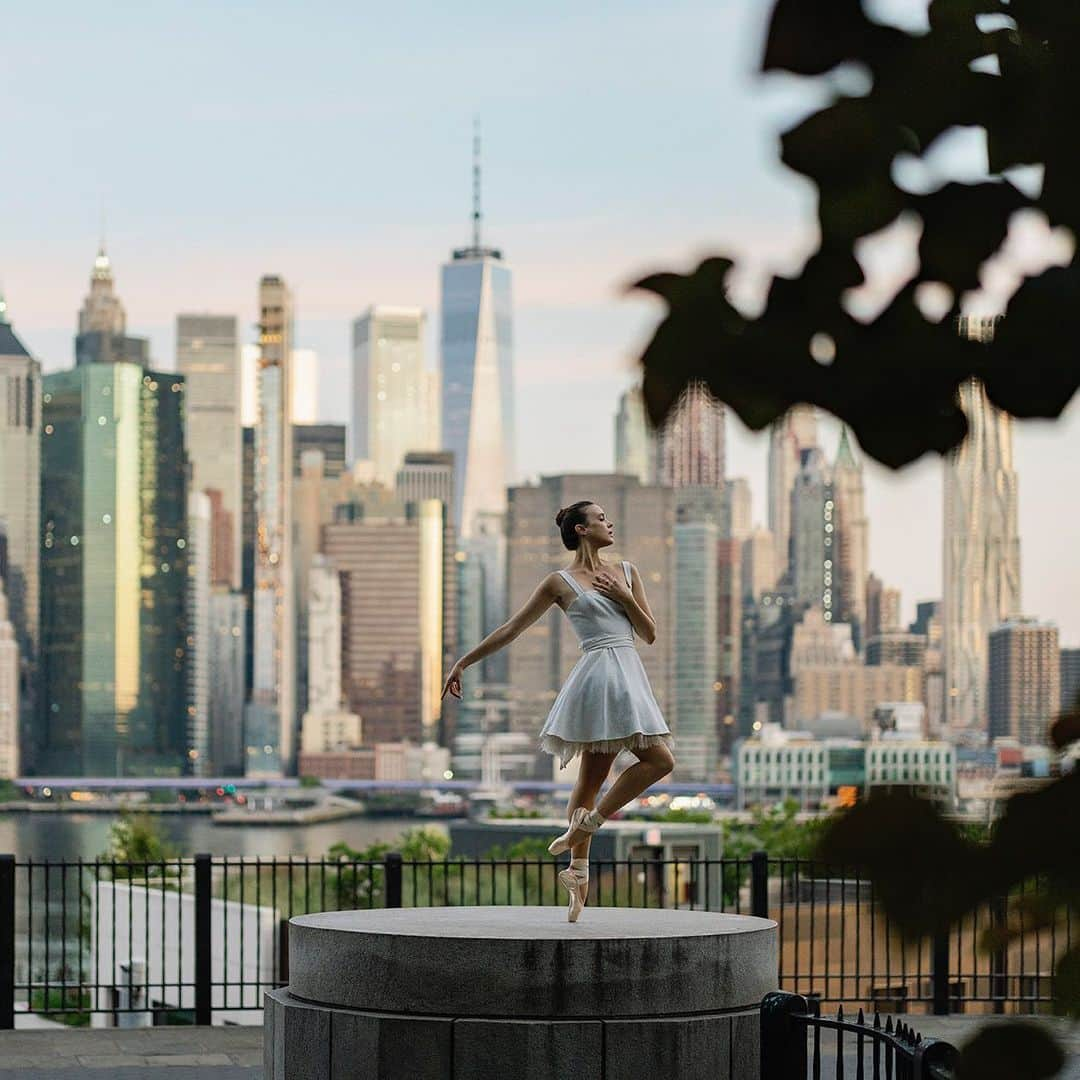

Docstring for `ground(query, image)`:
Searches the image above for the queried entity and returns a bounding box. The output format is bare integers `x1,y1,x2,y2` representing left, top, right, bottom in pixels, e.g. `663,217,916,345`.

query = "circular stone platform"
264,906,777,1080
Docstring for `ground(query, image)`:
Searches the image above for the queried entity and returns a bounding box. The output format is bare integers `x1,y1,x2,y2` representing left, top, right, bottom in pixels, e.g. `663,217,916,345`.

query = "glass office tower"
40,364,189,775
440,251,514,538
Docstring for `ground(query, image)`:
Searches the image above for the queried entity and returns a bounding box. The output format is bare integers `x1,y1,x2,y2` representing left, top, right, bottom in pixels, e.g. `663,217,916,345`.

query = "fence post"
385,852,403,909
194,853,212,1026
760,990,808,1080
990,896,1008,1014
0,855,14,1030
751,850,768,919
931,926,950,1015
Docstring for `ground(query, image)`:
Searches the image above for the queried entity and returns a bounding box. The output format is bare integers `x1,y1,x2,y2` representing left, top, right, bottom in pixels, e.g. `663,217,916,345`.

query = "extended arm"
442,574,560,698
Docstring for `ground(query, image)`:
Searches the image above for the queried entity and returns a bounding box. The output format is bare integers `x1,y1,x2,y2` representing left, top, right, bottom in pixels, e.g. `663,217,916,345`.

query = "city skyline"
1,0,1078,644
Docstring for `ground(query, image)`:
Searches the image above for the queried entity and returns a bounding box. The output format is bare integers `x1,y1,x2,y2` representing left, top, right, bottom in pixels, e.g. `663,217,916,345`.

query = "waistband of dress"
581,636,635,652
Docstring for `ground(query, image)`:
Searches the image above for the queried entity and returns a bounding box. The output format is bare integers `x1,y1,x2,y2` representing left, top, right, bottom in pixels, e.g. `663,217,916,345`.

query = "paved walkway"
1,1016,1077,1078
0,1026,261,1079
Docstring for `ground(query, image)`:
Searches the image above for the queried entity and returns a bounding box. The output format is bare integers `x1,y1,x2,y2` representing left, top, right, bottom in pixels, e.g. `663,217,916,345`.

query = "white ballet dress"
537,561,674,769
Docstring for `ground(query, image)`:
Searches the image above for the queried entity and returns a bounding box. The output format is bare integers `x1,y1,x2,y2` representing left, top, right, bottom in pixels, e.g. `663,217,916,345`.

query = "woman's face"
578,504,615,548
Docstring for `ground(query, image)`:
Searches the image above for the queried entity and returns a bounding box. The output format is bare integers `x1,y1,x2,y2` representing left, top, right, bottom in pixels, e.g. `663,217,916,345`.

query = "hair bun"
555,507,567,527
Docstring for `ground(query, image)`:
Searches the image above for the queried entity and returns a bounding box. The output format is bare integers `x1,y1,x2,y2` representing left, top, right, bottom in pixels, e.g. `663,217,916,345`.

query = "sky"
2,0,1078,642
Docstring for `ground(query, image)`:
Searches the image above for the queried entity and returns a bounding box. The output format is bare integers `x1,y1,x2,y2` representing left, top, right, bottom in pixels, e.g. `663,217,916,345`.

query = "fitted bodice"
558,567,635,652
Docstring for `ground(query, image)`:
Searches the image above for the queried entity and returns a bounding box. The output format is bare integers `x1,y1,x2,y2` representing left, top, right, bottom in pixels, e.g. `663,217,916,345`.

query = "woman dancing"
442,500,674,922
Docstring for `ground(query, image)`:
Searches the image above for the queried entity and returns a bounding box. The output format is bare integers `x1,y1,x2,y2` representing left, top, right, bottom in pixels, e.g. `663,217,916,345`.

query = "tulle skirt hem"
538,731,675,769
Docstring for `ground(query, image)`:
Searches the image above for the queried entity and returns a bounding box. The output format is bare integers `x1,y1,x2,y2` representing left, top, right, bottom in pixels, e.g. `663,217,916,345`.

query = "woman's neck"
570,546,605,574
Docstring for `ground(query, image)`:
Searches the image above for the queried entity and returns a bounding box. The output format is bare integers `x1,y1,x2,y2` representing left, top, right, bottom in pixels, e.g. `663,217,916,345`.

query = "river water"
0,812,444,860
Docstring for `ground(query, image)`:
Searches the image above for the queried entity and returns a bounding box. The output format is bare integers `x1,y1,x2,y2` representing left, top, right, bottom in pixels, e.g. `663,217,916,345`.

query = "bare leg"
564,752,617,894
595,744,675,819
557,745,675,852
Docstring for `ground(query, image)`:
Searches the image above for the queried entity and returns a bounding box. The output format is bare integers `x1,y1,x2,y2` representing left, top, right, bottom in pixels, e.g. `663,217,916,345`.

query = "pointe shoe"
558,867,588,923
547,806,599,856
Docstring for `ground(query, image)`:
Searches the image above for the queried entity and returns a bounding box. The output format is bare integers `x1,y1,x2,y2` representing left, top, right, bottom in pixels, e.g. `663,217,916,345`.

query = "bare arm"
593,563,657,644
442,574,561,698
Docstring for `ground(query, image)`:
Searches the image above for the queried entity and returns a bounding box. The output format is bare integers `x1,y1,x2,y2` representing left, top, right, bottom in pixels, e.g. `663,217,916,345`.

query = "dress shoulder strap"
621,561,633,588
558,569,585,596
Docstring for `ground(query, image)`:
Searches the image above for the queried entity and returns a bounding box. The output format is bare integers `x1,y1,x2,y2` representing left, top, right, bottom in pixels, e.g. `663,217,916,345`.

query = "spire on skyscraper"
835,425,859,471
454,119,502,261
472,115,482,251
79,241,125,338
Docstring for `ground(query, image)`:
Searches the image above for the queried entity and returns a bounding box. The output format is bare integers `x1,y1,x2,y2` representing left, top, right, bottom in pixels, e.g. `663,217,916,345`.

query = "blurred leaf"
1049,694,1080,750
638,0,1080,467
762,0,879,76
816,793,988,934
914,181,1028,291
989,770,1080,889
1053,946,1080,1018
955,1022,1065,1080
983,261,1080,418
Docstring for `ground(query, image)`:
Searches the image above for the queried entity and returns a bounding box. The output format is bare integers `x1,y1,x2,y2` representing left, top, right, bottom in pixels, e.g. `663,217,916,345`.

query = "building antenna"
472,116,482,250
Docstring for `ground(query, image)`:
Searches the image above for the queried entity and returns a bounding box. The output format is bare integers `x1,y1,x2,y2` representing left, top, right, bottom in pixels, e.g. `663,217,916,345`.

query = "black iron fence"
0,852,1068,1027
761,991,958,1080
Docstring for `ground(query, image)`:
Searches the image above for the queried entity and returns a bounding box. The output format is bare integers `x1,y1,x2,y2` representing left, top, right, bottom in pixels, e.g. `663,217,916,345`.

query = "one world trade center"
440,133,515,538
440,129,515,680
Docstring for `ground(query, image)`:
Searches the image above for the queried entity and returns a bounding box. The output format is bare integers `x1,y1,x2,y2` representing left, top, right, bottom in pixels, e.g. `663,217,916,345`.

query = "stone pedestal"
264,906,776,1080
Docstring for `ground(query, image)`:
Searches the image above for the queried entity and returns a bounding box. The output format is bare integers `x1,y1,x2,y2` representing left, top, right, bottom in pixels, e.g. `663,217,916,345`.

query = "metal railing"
761,991,958,1079
0,852,1068,1027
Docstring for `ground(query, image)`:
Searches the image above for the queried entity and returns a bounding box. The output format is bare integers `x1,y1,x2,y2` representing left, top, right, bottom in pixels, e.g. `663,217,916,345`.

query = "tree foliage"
635,2,1080,1072
637,0,1080,470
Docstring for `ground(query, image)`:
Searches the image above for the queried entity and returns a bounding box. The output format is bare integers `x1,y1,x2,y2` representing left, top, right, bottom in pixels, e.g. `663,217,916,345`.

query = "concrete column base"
263,906,776,1080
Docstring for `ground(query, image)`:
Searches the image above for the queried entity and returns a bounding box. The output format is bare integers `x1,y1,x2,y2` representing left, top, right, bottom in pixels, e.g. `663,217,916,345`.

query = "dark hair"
555,500,594,550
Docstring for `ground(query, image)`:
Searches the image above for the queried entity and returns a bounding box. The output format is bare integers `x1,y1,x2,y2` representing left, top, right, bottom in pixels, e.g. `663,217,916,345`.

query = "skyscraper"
291,348,320,424
351,307,439,485
396,451,455,515
293,423,347,479
323,501,456,747
832,427,868,645
40,265,189,775
656,380,726,488
742,528,776,602
673,517,719,781
208,590,246,775
989,619,1059,744
1062,648,1080,712
943,317,1021,738
790,447,837,620
0,572,18,778
0,291,40,768
768,405,817,584
75,248,149,368
440,134,515,539
177,314,242,588
722,477,752,541
866,574,902,638
614,385,656,484
186,492,211,776
245,276,296,776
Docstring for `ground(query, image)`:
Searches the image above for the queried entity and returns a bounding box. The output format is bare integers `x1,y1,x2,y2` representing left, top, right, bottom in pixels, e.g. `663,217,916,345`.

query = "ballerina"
442,499,675,922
